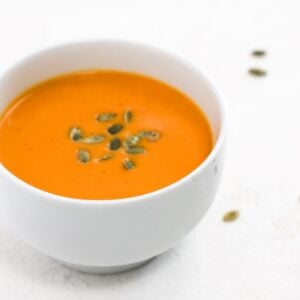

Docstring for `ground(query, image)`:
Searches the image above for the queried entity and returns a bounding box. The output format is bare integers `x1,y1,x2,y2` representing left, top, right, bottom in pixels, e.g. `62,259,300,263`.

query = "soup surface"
0,71,213,200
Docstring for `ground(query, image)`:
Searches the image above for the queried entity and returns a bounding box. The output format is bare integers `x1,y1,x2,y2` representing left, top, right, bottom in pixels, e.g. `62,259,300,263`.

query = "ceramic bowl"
0,40,226,274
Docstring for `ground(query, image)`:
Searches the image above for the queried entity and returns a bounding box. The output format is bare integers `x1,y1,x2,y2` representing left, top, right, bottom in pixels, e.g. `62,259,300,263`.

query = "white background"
0,0,299,299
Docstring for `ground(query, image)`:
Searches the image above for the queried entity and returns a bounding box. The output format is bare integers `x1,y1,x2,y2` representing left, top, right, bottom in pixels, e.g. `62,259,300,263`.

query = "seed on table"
223,210,239,222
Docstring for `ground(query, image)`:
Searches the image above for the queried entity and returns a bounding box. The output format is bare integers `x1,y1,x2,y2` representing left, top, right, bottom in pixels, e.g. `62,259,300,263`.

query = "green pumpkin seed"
138,130,149,138
109,137,121,151
77,149,90,163
97,153,114,161
252,50,266,57
223,210,239,222
123,158,135,170
107,123,124,135
80,134,105,144
124,110,133,123
248,68,267,77
96,113,117,122
70,127,83,141
138,130,161,141
125,147,145,154
124,135,141,148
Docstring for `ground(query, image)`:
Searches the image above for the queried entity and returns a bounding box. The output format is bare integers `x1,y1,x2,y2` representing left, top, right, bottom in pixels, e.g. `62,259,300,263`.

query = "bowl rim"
0,39,227,206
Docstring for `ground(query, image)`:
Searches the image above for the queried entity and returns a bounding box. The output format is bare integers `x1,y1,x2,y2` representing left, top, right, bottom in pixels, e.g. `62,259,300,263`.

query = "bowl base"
59,257,154,274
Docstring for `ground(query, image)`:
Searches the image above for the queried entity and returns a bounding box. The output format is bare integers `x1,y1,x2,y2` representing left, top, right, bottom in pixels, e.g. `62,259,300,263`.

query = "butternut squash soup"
0,71,213,200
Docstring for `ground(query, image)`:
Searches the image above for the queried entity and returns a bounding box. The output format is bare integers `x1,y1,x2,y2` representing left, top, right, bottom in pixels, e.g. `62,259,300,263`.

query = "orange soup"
0,71,213,200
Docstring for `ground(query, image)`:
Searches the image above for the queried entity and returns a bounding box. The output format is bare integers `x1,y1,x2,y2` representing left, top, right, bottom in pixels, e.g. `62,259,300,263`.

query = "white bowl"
0,40,226,274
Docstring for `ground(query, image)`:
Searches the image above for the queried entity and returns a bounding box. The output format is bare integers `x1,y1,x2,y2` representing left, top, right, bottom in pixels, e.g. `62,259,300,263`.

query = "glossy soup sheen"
0,71,213,200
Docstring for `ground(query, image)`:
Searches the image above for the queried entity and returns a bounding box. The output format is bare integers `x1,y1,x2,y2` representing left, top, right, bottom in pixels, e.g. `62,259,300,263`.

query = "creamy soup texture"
0,71,213,200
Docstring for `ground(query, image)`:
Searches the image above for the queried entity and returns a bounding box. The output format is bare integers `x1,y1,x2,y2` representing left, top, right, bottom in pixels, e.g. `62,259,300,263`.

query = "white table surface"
0,0,299,299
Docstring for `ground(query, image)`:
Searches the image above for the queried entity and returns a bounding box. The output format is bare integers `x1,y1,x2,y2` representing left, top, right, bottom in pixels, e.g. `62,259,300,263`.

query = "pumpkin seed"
125,147,145,154
124,135,141,148
124,110,133,123
252,50,266,57
96,113,117,122
69,127,83,141
97,153,114,161
107,123,124,135
80,134,105,144
123,158,135,170
77,149,90,163
223,210,239,222
248,68,267,77
139,130,161,141
109,137,121,151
